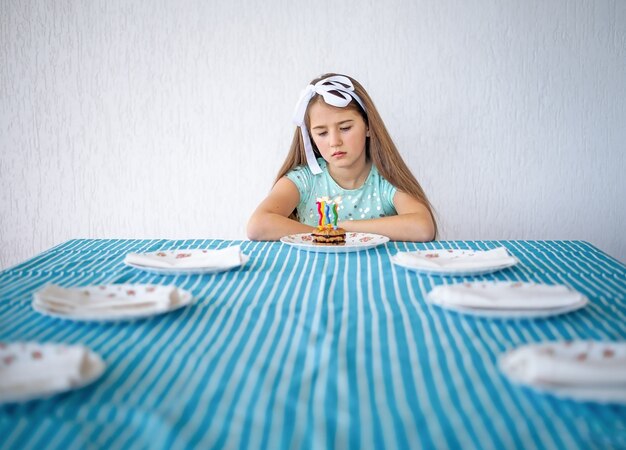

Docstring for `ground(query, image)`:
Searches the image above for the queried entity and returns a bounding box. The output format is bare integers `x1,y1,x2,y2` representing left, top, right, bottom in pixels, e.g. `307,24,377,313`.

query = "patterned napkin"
33,284,181,316
428,282,583,310
500,341,626,387
0,342,90,398
124,246,243,269
394,247,516,270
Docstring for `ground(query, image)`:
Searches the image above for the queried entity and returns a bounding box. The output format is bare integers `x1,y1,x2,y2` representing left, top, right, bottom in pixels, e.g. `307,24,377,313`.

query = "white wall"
1,0,625,269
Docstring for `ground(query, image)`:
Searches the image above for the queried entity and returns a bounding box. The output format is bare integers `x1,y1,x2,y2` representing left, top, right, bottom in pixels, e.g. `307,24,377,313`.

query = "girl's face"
308,100,369,171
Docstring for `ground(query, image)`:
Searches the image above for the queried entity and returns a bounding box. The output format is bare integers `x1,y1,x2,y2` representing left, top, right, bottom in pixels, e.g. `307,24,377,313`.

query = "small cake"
311,225,346,245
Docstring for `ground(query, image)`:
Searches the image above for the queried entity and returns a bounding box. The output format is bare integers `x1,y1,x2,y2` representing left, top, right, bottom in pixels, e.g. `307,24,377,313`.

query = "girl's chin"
327,160,352,168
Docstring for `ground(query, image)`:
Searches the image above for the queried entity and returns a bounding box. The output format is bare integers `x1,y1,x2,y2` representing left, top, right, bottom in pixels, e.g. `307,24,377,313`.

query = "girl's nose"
330,131,343,147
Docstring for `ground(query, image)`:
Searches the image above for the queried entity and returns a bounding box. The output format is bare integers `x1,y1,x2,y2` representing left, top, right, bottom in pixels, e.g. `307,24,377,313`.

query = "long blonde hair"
275,72,438,237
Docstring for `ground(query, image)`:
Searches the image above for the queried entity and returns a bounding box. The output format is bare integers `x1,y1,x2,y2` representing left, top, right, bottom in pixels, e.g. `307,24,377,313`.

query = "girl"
247,73,437,242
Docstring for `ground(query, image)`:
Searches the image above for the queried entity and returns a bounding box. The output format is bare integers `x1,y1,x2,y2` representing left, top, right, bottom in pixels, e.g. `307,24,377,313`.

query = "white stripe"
288,261,330,450
551,240,624,273
36,421,72,450
491,241,594,447
244,249,320,447
80,272,195,408
385,242,448,445
2,417,34,450
1,271,103,337
353,252,378,448
506,241,626,330
493,242,604,446
432,241,571,447
164,241,279,441
371,247,444,447
87,241,260,425
4,239,84,273
177,243,298,446
394,242,476,447
333,251,355,449
227,246,305,449
471,313,577,447
310,252,340,449
362,249,403,449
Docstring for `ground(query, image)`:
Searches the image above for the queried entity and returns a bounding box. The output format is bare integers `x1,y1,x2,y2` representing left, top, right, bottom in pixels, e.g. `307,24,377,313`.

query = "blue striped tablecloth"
1,239,625,449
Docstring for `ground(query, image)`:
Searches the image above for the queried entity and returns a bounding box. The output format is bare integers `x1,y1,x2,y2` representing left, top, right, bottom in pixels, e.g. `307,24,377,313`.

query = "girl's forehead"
308,101,363,126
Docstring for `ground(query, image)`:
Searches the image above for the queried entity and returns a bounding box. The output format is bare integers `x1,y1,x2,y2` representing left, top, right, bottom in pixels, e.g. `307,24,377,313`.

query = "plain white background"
1,0,625,269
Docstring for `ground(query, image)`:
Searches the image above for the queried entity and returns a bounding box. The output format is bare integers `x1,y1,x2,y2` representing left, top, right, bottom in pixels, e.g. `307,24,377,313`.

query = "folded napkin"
0,342,90,397
428,282,583,310
124,246,242,269
501,341,626,387
34,284,180,316
394,247,516,270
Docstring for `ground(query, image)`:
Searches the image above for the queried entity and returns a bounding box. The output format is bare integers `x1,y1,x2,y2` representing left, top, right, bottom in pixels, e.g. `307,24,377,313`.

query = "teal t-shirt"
285,158,398,226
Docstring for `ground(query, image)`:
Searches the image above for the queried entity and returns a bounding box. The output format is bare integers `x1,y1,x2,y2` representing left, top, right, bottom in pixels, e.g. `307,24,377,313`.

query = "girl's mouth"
332,151,346,158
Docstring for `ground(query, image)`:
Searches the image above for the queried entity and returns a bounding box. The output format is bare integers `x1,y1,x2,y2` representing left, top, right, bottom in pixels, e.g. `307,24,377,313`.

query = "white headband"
292,75,367,174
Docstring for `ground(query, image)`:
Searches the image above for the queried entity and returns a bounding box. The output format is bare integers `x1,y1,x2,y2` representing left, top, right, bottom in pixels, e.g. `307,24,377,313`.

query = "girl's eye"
340,127,352,132
317,131,328,137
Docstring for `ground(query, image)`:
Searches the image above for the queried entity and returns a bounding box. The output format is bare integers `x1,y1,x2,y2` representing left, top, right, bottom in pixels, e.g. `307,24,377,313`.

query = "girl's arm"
247,177,315,241
338,190,435,242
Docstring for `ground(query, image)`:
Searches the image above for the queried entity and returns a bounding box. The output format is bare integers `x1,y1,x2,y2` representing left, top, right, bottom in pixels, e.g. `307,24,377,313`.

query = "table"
1,239,625,449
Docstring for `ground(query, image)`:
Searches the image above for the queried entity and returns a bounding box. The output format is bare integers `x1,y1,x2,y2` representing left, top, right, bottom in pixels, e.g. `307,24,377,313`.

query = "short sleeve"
378,175,397,212
285,165,313,203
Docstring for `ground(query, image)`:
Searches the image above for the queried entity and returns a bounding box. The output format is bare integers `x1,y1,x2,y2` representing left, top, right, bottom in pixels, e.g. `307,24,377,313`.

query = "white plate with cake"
280,230,389,253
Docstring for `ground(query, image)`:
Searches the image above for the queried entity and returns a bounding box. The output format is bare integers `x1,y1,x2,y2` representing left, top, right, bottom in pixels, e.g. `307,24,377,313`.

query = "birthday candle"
316,200,323,227
333,203,338,228
325,203,330,227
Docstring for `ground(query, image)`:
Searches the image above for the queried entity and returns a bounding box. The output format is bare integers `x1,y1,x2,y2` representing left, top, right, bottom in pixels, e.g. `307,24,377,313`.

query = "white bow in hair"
292,75,367,174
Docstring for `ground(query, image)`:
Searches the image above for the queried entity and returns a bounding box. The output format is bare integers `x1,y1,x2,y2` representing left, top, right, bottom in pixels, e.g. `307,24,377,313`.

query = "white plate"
280,232,389,253
426,282,588,318
499,342,626,404
427,296,588,319
390,251,519,276
32,284,195,322
125,254,250,275
0,343,105,404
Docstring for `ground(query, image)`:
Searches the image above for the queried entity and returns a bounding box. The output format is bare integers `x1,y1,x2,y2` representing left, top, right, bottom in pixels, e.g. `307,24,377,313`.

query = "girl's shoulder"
286,158,327,180
287,158,327,175
286,159,327,192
